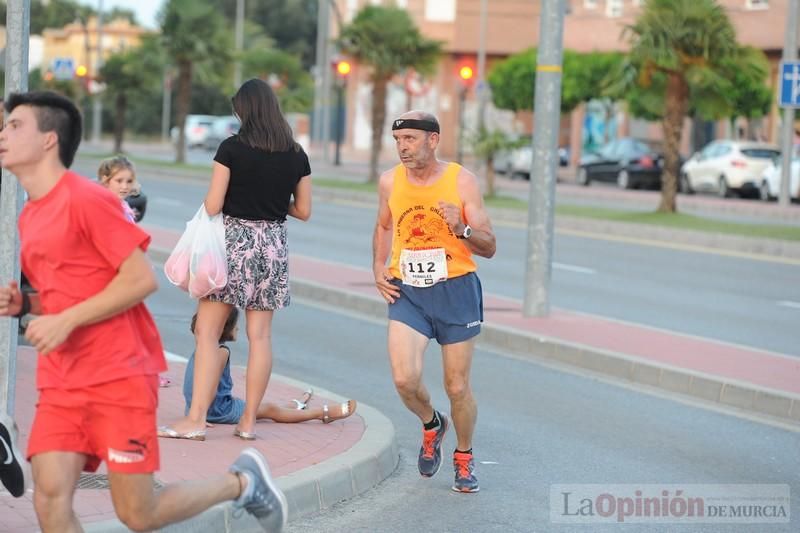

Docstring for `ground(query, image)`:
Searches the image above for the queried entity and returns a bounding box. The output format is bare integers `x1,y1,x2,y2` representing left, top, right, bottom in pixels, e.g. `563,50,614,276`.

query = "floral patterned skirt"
207,215,290,311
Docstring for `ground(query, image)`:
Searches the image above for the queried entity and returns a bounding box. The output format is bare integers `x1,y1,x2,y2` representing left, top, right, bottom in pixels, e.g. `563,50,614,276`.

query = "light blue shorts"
388,272,483,345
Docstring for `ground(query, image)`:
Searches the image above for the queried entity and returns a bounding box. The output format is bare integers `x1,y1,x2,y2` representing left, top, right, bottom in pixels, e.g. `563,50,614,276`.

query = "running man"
0,91,287,532
372,111,496,493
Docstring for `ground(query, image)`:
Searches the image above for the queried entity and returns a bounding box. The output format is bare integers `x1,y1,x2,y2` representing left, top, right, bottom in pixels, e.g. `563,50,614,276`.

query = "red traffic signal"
459,66,473,81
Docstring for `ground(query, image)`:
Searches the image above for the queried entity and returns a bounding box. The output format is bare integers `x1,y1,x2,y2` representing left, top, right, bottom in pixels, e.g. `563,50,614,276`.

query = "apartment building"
41,16,147,82
333,0,791,160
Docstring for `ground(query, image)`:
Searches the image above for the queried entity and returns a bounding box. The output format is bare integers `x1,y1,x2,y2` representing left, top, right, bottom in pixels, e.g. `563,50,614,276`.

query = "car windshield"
741,148,780,159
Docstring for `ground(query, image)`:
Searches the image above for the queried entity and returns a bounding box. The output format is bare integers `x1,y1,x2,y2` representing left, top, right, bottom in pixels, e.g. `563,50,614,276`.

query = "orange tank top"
388,162,477,280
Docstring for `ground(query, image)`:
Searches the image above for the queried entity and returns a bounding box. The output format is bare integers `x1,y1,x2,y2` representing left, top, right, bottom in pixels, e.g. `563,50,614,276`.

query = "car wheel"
718,176,730,198
617,169,631,189
759,181,773,202
577,167,590,186
679,173,694,194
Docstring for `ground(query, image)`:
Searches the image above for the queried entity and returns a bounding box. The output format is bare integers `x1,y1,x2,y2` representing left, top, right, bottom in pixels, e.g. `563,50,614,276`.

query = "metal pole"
523,0,564,317
476,0,489,133
334,81,344,165
91,0,104,143
233,0,244,88
0,0,30,416
457,86,466,164
779,0,799,206
161,67,172,143
312,0,330,145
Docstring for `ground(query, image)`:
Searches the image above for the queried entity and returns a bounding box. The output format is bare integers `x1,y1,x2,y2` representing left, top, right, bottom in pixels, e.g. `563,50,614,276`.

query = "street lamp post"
234,0,244,88
333,59,351,166
457,65,474,164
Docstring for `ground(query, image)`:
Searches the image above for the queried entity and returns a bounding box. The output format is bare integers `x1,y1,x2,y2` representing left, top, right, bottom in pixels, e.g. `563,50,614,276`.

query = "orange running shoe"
417,412,449,477
452,450,479,493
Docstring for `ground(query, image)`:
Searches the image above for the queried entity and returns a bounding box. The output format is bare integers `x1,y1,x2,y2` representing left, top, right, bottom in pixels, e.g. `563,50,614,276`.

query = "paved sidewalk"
0,348,397,533
140,222,800,429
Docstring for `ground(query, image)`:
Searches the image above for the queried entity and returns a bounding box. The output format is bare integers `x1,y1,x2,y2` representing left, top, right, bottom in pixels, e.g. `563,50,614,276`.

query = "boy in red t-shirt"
0,91,287,532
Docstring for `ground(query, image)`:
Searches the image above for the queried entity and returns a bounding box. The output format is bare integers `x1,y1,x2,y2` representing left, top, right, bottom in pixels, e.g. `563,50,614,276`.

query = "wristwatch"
458,224,473,239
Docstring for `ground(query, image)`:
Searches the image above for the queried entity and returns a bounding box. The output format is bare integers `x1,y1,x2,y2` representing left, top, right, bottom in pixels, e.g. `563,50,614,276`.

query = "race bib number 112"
400,248,448,287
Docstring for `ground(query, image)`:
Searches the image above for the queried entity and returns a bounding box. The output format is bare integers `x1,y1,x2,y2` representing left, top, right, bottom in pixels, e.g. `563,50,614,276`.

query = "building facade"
41,17,147,82
333,0,791,161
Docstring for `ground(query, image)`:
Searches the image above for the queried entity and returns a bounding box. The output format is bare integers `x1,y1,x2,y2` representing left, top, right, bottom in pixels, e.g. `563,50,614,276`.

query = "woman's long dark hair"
232,78,299,153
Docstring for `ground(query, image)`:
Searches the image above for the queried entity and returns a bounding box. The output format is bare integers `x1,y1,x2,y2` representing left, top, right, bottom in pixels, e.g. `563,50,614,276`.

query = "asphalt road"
77,156,800,358
145,263,799,533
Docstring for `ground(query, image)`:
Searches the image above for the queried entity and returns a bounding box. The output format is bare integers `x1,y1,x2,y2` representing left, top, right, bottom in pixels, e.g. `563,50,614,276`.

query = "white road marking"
777,300,800,310
479,461,499,465
553,262,596,274
164,351,189,363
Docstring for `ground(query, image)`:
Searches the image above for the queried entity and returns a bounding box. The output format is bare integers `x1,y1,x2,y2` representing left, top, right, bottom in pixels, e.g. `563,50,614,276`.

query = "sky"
77,0,164,29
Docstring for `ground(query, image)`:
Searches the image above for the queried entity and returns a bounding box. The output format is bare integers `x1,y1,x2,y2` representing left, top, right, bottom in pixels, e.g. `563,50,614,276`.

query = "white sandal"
322,400,357,424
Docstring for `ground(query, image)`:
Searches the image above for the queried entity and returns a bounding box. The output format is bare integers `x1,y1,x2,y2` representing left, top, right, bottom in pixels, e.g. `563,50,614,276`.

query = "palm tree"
624,0,738,212
100,36,164,153
337,6,441,182
160,0,232,163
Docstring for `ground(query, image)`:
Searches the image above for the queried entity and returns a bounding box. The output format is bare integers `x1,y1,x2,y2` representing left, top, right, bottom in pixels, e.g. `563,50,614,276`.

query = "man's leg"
442,339,480,493
31,452,86,533
387,320,432,422
441,339,477,451
108,447,287,532
108,470,239,532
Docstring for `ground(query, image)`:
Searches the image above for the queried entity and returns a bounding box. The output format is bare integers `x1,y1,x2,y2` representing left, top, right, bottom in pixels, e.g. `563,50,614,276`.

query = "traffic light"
459,66,474,83
75,65,88,78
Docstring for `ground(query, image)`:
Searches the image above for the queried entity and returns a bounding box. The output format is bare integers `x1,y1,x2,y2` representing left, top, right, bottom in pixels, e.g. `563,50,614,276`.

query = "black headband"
391,118,440,133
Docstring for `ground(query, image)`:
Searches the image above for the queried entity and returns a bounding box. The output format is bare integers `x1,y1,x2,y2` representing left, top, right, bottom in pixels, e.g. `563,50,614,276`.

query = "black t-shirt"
213,135,311,221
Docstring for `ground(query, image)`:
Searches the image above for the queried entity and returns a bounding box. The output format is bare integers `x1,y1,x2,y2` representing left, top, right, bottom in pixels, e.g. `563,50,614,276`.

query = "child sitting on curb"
159,307,356,441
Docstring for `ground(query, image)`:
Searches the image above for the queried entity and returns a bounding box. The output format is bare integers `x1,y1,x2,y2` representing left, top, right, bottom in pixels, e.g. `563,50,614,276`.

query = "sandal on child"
233,428,257,440
322,400,357,424
291,388,315,410
159,376,173,388
157,426,206,441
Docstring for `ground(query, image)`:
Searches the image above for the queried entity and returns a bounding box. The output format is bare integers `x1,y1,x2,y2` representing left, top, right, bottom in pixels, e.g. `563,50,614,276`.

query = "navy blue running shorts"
388,272,484,345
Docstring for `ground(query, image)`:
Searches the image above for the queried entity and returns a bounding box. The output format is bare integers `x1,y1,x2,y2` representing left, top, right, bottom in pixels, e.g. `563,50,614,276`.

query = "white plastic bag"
164,206,228,298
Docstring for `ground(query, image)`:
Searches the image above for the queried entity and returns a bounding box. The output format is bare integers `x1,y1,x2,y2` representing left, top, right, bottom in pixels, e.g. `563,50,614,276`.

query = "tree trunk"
113,92,127,153
174,59,193,164
658,72,689,213
368,76,389,183
485,155,496,197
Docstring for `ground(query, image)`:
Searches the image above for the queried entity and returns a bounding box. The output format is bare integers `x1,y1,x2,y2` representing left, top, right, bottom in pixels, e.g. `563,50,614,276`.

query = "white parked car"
170,114,217,148
758,150,800,202
680,140,780,198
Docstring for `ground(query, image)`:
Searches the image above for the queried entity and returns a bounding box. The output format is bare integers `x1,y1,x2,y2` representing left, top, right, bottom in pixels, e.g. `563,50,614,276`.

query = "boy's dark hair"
190,307,239,343
5,91,82,167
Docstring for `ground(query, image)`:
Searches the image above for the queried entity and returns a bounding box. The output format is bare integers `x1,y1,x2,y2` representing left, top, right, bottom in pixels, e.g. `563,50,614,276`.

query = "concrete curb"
290,278,800,430
83,379,398,533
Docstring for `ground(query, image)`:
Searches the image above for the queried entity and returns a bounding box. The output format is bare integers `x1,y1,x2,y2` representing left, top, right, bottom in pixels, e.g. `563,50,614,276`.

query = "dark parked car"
577,138,663,189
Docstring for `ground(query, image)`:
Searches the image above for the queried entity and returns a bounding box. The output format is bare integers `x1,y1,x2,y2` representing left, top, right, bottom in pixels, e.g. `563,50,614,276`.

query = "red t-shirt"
19,171,166,390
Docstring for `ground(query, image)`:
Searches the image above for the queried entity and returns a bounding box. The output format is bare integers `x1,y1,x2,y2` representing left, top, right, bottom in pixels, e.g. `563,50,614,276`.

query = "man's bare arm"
373,171,400,303
456,169,496,258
